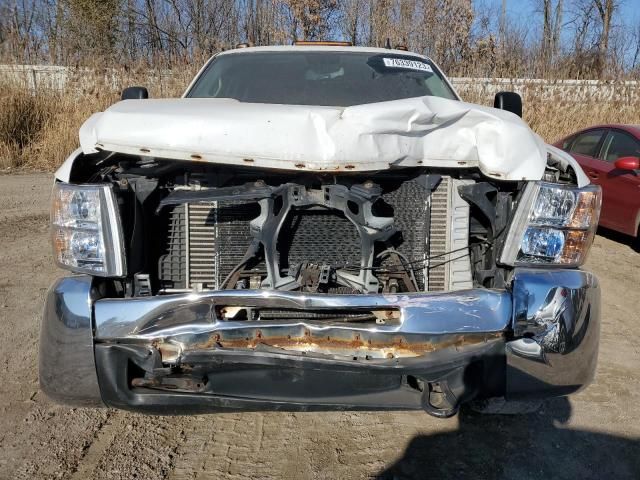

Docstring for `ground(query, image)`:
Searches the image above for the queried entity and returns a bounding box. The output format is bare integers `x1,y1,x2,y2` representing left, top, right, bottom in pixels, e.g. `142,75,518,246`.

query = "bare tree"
281,0,338,41
592,0,616,74
632,23,640,72
0,0,635,80
538,0,564,72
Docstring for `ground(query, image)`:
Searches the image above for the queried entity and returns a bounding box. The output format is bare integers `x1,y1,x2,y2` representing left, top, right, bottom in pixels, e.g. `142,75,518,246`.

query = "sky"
483,0,640,35
481,0,639,64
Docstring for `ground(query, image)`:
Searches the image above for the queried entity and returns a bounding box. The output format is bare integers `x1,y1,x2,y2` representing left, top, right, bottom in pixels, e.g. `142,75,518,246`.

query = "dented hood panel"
79,96,550,181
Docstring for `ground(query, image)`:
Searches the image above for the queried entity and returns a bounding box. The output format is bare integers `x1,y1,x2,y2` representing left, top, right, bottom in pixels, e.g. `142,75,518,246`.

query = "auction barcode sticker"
383,58,433,72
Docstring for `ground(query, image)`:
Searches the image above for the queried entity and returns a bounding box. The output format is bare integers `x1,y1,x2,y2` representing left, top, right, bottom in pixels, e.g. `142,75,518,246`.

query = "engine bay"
72,155,521,298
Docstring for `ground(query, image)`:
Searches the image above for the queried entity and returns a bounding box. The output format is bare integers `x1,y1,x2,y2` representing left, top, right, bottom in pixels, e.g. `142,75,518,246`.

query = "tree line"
1,0,638,79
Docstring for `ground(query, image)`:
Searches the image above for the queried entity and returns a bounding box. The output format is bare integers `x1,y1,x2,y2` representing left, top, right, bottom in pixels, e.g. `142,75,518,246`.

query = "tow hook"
406,374,462,418
422,381,460,418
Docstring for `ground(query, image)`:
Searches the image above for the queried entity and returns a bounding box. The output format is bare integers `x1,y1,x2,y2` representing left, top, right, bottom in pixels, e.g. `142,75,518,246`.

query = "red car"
555,125,640,241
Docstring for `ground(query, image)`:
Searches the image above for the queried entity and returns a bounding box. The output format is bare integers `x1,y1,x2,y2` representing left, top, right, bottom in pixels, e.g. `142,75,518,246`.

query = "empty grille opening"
277,209,361,270
156,174,467,294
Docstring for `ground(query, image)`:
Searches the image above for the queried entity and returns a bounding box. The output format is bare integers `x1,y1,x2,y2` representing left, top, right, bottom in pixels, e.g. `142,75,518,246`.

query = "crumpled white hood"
79,95,553,181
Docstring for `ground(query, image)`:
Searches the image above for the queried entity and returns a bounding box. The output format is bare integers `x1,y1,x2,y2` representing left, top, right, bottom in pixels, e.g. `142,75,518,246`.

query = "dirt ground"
0,173,638,480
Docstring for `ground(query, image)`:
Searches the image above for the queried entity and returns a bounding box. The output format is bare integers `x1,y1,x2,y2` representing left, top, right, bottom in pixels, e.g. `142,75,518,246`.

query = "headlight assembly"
51,182,126,276
500,182,601,267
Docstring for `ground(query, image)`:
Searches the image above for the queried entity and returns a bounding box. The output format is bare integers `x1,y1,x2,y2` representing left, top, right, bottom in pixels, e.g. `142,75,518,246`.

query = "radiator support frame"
157,174,473,294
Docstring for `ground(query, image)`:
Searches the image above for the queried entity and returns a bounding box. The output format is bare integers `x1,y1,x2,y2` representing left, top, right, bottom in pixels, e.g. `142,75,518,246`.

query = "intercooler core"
157,175,472,293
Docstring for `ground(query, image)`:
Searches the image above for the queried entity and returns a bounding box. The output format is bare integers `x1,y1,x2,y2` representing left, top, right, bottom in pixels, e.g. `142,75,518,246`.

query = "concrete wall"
2,64,639,103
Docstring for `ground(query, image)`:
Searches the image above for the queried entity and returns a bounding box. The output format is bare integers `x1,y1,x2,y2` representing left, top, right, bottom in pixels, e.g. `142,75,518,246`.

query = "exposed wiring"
339,243,480,273
375,248,420,291
339,222,509,274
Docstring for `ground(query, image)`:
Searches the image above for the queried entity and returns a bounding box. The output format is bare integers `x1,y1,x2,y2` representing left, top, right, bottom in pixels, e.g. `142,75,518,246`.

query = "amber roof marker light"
293,40,353,47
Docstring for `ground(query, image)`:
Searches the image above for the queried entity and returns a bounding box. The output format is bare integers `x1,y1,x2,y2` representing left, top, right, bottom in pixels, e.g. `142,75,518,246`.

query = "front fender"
54,147,83,183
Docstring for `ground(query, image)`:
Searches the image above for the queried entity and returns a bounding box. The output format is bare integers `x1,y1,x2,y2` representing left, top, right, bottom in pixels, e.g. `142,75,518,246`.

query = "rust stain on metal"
190,331,503,359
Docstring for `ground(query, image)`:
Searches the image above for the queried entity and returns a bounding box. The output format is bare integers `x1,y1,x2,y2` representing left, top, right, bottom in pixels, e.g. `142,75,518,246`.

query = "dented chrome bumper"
40,268,600,414
507,269,600,399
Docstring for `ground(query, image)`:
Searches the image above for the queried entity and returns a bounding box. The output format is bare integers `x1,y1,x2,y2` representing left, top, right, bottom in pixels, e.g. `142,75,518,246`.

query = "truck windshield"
187,51,457,107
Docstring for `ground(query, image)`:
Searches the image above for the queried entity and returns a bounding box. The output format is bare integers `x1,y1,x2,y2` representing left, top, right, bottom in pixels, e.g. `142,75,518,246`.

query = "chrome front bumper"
40,268,600,413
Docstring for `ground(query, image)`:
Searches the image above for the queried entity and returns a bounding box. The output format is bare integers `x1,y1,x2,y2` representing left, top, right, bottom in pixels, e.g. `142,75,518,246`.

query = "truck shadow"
376,397,640,479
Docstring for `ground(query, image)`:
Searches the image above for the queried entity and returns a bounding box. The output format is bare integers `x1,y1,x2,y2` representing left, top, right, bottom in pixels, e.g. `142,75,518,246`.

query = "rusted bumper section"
93,289,512,359
89,288,511,413
39,269,600,413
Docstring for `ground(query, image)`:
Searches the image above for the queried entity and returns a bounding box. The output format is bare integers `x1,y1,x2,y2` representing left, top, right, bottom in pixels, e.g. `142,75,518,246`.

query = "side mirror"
121,86,149,100
614,156,640,170
494,91,522,117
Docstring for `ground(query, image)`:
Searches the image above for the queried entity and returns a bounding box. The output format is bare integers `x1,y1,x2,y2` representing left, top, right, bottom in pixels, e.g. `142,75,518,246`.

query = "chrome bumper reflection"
506,269,600,398
39,276,104,406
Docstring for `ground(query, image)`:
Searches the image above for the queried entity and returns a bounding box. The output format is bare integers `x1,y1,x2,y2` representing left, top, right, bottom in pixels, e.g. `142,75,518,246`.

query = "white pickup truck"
41,44,601,417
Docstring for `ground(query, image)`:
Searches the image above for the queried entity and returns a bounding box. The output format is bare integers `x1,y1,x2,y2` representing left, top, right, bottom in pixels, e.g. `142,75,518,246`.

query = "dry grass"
0,82,110,170
0,85,55,169
0,67,190,171
527,99,640,143
1,72,639,172
19,91,116,171
460,82,640,143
